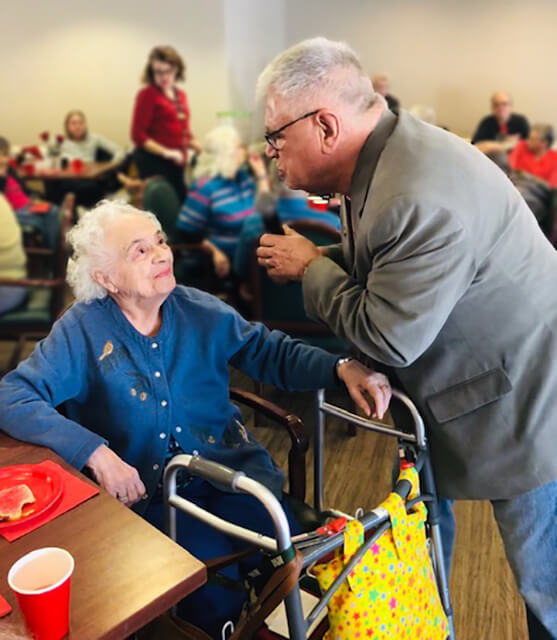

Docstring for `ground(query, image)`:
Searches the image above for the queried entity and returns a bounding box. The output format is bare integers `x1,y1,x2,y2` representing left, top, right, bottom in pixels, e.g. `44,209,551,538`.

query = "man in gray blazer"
256,37,556,638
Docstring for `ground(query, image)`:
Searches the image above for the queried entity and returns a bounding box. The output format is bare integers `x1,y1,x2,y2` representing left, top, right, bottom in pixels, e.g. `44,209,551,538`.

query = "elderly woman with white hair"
0,200,391,635
176,125,269,279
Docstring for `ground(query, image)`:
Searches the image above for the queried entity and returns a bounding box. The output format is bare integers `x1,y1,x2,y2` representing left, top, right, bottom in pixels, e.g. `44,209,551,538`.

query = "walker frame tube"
313,388,455,639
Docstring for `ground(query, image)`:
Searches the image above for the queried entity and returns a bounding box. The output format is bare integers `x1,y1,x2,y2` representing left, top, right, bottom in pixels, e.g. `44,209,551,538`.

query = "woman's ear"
317,111,341,154
92,269,118,294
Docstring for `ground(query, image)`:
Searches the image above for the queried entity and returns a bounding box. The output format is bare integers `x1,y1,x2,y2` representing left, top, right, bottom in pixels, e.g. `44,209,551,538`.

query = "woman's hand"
85,444,146,507
189,139,202,154
336,360,392,419
164,148,185,165
212,248,231,278
247,152,267,180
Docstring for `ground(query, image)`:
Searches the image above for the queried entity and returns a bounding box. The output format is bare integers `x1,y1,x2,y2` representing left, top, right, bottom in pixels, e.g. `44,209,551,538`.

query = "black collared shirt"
471,113,530,144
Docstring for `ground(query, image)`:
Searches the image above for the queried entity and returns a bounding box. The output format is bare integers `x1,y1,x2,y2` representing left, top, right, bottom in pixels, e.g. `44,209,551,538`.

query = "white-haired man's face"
93,214,175,306
264,91,330,192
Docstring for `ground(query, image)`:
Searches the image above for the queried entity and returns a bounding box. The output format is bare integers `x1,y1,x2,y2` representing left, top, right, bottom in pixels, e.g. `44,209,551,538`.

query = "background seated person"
55,110,124,207
176,125,269,279
372,73,400,115
471,91,529,147
60,110,123,163
234,182,341,283
0,194,27,314
509,123,557,188
485,149,554,236
0,201,390,637
0,136,59,249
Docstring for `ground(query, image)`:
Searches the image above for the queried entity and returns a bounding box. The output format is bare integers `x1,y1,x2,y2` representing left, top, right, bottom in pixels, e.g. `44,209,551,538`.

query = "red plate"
0,464,63,530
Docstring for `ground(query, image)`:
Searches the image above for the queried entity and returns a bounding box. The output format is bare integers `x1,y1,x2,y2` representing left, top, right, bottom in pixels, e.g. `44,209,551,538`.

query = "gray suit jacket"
303,109,557,499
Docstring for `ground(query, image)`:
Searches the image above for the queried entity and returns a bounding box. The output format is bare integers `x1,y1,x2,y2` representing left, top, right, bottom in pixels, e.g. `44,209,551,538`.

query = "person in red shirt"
0,137,59,250
509,124,557,188
131,46,201,201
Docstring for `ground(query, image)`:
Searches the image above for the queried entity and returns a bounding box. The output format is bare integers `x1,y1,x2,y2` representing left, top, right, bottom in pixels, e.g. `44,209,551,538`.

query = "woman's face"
151,60,177,91
67,114,87,141
96,214,175,304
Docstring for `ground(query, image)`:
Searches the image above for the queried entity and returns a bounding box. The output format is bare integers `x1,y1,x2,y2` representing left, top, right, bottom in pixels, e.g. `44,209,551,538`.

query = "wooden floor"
0,341,528,639
237,374,528,640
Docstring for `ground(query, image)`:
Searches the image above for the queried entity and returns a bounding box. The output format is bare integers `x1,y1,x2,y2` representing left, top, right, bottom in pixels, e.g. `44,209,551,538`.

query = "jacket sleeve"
302,197,477,367
0,314,107,469
131,89,155,146
323,243,347,270
226,308,340,391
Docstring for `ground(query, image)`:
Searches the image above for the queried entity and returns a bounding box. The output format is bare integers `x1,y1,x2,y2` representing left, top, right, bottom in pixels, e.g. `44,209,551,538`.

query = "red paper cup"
8,547,74,640
308,196,328,211
71,158,84,173
22,163,36,176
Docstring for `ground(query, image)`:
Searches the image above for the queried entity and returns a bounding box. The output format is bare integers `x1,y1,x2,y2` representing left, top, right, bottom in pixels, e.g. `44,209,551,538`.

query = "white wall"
283,0,557,137
1,0,229,148
3,0,557,149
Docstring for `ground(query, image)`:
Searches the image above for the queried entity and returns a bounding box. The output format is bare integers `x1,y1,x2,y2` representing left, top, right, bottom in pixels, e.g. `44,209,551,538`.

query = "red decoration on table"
55,134,64,145
0,461,99,542
19,145,43,160
39,131,50,142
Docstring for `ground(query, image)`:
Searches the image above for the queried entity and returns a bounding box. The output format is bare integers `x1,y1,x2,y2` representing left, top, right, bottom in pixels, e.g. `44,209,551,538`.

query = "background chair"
248,219,348,354
0,193,74,372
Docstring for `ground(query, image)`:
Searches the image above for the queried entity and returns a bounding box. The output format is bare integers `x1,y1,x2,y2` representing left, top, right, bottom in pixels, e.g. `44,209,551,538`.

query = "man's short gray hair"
66,200,161,303
256,37,375,111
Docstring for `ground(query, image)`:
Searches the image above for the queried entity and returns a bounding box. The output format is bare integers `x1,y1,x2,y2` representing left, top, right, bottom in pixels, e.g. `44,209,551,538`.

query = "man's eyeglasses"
264,109,319,151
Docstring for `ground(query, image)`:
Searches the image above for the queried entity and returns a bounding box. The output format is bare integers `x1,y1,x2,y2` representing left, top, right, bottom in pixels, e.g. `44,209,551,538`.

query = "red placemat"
1,460,99,542
0,594,12,618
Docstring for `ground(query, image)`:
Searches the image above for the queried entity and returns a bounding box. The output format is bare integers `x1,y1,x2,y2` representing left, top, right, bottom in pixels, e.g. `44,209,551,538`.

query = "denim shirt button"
207,436,216,444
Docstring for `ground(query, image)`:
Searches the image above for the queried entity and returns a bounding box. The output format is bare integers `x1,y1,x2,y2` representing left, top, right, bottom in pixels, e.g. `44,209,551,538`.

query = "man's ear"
92,269,118,294
317,111,341,154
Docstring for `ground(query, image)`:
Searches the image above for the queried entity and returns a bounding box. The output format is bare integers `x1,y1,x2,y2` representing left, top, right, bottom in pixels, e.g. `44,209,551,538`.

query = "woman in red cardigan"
131,46,201,201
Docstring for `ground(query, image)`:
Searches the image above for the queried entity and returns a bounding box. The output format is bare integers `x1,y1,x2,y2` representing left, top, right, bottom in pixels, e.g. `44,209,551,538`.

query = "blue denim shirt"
0,286,340,513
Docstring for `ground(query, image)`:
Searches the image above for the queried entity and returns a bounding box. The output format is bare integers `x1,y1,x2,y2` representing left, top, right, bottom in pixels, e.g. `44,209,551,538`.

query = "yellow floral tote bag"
312,467,448,640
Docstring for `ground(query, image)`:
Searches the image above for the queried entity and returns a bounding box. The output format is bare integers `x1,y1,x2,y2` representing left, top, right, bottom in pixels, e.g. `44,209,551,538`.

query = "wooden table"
19,161,121,183
0,434,206,640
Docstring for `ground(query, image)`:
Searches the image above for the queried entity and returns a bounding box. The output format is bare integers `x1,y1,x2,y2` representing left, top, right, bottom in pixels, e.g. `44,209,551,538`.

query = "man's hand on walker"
336,359,392,419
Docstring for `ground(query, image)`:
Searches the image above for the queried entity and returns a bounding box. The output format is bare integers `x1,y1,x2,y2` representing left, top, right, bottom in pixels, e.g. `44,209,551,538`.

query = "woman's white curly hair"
66,200,161,303
193,125,242,181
